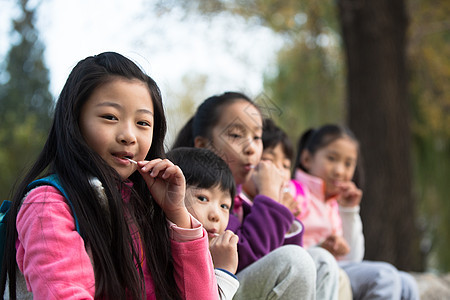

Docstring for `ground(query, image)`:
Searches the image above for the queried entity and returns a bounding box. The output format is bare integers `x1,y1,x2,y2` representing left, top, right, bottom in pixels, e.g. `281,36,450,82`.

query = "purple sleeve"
284,220,304,246
226,195,297,272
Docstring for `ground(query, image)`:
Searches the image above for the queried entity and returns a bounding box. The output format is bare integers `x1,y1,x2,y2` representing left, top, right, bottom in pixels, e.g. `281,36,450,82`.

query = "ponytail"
293,128,316,176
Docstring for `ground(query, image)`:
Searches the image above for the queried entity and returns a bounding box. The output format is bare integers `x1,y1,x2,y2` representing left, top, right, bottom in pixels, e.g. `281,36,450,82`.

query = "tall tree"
337,0,422,270
0,0,53,200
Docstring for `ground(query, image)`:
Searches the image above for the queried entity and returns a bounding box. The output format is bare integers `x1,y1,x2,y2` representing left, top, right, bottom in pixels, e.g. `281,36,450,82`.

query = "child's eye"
327,155,336,162
197,196,208,202
228,133,242,139
221,203,230,210
101,114,118,121
254,136,262,141
137,121,152,127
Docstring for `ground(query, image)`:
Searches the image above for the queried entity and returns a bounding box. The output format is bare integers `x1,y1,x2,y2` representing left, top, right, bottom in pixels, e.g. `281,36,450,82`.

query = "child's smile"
111,151,136,165
79,78,154,179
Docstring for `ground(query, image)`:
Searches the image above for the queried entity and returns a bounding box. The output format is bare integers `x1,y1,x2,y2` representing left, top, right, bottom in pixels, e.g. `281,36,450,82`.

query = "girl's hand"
138,159,190,228
336,181,362,207
209,230,239,274
321,234,350,257
280,188,301,217
252,160,285,201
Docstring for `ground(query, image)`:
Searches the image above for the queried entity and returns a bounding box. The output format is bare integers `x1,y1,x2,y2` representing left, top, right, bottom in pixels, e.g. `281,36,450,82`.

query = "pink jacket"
16,185,218,299
293,170,343,248
293,170,365,262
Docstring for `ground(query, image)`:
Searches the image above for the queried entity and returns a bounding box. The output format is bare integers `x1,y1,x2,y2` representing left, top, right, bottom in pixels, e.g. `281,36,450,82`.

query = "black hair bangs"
166,147,236,209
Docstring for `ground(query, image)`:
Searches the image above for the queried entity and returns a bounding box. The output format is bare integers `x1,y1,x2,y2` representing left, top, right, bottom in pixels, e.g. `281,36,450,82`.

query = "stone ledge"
410,272,450,300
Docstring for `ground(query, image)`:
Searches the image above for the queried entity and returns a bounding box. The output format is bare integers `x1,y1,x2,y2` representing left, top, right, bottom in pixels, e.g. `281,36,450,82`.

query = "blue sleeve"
215,268,238,279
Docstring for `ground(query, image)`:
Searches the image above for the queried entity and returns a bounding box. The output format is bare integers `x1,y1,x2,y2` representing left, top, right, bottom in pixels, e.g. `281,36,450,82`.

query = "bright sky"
1,0,283,102
0,0,284,144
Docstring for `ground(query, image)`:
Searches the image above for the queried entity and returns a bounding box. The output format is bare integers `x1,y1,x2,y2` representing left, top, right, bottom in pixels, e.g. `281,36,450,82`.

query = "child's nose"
334,163,345,176
208,207,220,222
243,137,256,155
117,124,136,145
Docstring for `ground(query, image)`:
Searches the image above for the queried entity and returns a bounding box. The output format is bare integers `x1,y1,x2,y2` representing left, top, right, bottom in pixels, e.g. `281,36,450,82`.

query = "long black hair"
171,91,254,149
293,124,364,188
0,52,181,299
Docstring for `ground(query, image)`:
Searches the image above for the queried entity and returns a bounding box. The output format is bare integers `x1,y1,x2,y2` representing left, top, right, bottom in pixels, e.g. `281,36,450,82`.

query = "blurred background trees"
1,0,449,272
158,0,450,272
0,0,53,200
407,0,450,271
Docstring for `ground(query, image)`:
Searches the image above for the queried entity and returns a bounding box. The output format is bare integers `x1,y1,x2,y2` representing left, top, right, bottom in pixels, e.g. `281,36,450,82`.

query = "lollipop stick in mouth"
125,158,138,165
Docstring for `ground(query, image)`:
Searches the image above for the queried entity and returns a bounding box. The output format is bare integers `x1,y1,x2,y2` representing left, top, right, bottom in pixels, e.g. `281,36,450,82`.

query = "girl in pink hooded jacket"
1,52,218,300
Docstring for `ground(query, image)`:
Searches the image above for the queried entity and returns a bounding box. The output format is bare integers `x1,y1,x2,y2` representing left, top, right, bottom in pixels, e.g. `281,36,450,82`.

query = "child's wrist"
166,207,191,229
258,187,279,201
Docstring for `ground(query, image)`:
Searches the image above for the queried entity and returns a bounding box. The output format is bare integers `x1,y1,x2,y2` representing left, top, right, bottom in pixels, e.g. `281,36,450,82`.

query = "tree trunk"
337,0,423,271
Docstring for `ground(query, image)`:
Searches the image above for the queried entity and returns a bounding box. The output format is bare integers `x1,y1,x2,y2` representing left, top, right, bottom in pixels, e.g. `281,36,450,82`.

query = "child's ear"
194,136,208,149
300,150,312,171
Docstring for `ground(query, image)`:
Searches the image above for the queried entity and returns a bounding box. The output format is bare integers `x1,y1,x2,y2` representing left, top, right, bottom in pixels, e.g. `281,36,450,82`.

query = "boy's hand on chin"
209,230,239,274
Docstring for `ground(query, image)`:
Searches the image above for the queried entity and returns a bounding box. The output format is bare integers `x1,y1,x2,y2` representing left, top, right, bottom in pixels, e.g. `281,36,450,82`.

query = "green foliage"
413,135,450,271
264,36,345,141
157,0,339,36
408,0,450,272
0,0,52,200
0,115,47,199
256,1,345,141
409,0,450,139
